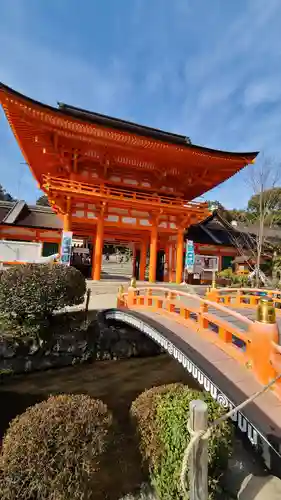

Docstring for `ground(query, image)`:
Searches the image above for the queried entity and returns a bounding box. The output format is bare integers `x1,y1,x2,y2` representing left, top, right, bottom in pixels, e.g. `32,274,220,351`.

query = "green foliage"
208,201,248,224
36,194,50,206
209,186,281,227
0,264,86,337
0,394,112,500
216,268,233,280
247,188,281,226
0,368,13,378
217,268,249,287
131,384,233,500
248,187,281,212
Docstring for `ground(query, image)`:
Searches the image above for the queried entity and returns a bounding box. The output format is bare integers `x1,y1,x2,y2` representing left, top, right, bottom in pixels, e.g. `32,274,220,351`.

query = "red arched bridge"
100,285,281,476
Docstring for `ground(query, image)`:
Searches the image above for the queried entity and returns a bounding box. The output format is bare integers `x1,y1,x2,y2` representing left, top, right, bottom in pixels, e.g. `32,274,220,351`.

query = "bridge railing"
117,286,281,399
206,287,281,311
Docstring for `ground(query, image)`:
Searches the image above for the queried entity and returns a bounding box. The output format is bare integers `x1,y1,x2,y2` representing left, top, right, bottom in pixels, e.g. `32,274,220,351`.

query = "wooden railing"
206,287,281,311
42,175,208,214
117,286,281,399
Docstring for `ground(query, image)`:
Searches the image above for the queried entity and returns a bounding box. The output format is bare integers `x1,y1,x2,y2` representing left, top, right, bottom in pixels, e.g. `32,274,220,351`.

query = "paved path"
101,257,132,279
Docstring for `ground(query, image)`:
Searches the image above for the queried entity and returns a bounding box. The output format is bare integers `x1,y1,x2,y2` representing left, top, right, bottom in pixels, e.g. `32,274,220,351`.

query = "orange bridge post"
139,240,147,281
93,210,104,281
249,297,279,385
149,222,158,283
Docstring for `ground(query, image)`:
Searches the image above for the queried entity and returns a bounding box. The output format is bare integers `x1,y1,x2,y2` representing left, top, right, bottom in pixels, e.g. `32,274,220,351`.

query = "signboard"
60,231,73,265
194,255,219,273
72,247,89,254
104,309,281,469
185,240,195,272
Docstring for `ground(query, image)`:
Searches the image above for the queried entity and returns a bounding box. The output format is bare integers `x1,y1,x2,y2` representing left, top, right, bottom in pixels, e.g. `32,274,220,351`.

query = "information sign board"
185,240,195,272
60,231,73,265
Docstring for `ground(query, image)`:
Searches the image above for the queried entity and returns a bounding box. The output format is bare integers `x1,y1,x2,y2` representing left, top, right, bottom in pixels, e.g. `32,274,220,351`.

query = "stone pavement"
88,293,117,310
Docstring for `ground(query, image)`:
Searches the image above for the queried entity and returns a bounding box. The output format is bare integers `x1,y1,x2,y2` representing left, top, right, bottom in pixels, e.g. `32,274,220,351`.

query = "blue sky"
1,0,281,208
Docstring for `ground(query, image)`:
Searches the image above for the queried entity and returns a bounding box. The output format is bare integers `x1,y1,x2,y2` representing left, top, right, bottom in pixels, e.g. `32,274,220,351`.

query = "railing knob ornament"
250,296,280,385
130,277,137,288
118,284,124,295
257,297,276,324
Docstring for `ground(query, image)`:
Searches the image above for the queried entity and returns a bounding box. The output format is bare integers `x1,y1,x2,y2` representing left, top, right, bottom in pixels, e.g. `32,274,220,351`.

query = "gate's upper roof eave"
0,82,258,161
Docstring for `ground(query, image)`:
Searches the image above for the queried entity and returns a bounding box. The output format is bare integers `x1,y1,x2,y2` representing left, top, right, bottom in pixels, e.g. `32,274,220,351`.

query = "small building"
0,200,61,257
183,211,255,282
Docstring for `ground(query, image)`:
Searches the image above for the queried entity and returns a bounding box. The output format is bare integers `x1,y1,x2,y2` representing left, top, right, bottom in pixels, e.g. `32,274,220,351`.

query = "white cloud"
244,78,281,107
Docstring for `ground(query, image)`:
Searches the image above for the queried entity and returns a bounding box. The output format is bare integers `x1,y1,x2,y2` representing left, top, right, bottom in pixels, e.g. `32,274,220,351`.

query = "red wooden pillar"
139,239,147,281
93,214,104,280
149,224,158,282
176,229,184,284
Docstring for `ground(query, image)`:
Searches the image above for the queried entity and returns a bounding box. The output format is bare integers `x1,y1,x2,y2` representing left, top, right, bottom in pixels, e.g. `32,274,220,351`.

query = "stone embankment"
0,311,161,375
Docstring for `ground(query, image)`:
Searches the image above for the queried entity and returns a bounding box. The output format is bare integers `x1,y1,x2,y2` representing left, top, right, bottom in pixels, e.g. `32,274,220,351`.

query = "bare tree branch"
229,155,281,285
213,156,281,286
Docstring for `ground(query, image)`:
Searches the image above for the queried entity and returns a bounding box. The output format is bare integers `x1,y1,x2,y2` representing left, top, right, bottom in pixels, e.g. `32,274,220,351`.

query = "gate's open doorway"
134,249,165,282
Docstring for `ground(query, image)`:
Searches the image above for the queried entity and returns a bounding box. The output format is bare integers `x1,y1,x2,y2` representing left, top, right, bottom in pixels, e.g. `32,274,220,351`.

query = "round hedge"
0,394,112,500
0,263,86,322
131,384,233,499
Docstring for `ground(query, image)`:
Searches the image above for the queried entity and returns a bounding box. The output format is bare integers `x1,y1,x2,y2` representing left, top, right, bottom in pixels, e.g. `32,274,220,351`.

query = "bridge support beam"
176,229,184,284
149,224,158,282
139,240,147,281
92,212,104,281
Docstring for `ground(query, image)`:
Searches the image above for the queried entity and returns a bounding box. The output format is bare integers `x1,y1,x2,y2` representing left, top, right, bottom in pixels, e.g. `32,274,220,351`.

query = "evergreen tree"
36,195,50,207
0,184,15,202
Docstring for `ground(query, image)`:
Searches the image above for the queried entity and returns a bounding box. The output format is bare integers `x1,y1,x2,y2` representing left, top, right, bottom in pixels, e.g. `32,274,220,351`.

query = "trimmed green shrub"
131,384,233,499
0,263,86,326
0,394,112,500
